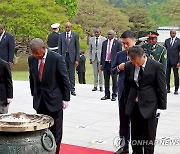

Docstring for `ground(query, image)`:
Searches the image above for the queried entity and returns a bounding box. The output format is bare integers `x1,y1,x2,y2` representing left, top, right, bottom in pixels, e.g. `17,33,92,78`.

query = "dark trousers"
118,100,130,150
166,61,179,91
65,53,75,92
103,62,117,97
78,72,86,84
131,103,158,154
37,100,63,154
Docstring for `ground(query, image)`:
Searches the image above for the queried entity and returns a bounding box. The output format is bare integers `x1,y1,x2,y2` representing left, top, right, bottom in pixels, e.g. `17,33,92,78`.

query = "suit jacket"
47,32,59,48
100,39,122,68
28,50,70,112
164,37,180,65
76,55,86,73
111,51,128,100
89,36,106,62
58,31,80,63
0,31,15,62
123,58,167,119
0,58,13,101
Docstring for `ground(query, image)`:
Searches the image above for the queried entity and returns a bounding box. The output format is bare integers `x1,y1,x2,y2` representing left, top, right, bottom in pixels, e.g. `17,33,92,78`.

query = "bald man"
100,30,122,101
164,29,180,94
28,38,70,154
58,22,80,96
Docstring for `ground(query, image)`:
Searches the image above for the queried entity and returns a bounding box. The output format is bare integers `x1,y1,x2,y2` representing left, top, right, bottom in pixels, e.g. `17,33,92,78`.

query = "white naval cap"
51,23,60,29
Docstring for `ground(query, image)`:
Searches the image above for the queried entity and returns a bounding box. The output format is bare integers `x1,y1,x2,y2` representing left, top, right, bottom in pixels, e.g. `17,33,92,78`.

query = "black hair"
121,30,136,39
128,45,144,59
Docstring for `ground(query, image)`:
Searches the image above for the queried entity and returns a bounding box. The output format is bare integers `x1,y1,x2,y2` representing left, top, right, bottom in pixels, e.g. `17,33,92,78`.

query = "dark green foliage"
55,0,78,17
0,0,86,49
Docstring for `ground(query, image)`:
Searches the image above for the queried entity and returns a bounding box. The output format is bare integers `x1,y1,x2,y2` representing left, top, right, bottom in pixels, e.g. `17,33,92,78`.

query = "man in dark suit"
0,24,15,63
100,30,122,101
0,58,13,114
112,30,136,154
76,50,86,84
28,38,70,154
123,45,167,154
164,29,180,94
58,22,80,96
47,23,60,53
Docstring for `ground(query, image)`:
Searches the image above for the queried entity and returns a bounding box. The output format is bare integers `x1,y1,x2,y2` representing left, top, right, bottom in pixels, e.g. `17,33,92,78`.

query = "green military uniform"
142,43,167,72
141,31,167,72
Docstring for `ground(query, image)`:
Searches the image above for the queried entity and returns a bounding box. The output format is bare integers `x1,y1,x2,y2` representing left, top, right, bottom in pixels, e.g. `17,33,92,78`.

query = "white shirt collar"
142,56,147,69
66,31,71,36
0,30,5,41
43,49,48,59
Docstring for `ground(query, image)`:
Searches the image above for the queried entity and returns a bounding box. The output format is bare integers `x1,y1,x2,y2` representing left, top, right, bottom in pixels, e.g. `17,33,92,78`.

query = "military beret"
51,23,60,29
147,31,159,37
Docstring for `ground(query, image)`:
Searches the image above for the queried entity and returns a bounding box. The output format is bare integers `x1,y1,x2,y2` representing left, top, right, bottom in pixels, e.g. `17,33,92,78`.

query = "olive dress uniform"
142,43,167,72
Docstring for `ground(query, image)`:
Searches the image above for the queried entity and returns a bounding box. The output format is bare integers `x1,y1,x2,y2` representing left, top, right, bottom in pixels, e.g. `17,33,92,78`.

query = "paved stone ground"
9,81,180,154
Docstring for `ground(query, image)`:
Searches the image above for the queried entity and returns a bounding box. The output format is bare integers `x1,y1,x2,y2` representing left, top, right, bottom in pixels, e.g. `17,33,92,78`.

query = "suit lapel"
111,39,116,51
104,40,108,55
92,37,96,46
70,32,73,43
173,37,178,47
123,51,128,62
0,32,7,42
32,58,39,81
143,58,152,77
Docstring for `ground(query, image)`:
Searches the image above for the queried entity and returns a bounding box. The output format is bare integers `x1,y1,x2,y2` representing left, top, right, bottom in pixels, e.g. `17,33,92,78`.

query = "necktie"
39,58,44,81
138,66,143,84
170,38,174,47
66,32,70,52
107,40,111,61
95,37,98,48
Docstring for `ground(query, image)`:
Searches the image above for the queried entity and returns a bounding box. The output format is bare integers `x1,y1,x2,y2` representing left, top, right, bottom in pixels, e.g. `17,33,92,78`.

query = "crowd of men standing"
46,23,179,154
0,21,179,154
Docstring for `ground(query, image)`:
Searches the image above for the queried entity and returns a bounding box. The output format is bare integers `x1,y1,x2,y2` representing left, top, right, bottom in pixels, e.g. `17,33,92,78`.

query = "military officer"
141,31,167,72
47,23,60,52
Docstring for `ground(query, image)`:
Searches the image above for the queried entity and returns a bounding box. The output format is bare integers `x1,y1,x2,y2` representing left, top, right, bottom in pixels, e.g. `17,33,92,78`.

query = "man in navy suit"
58,22,80,96
112,30,136,154
0,24,15,63
164,29,180,94
28,38,70,154
0,58,13,114
100,30,122,101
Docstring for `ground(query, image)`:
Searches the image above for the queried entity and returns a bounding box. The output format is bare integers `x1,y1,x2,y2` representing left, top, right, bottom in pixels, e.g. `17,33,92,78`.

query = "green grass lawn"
12,52,179,87
12,52,94,84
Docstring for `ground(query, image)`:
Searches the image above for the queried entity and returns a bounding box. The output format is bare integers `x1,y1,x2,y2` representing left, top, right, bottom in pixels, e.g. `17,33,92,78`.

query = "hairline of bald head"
30,38,45,51
65,22,72,27
170,29,176,33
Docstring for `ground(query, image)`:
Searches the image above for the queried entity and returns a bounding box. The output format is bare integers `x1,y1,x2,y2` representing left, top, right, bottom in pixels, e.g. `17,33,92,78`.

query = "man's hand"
7,98,13,104
176,63,180,68
100,65,103,71
118,63,125,71
63,101,69,110
156,109,165,118
75,61,79,67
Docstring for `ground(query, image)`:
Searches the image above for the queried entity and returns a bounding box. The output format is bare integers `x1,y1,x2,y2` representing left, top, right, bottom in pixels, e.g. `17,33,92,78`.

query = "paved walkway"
9,81,180,154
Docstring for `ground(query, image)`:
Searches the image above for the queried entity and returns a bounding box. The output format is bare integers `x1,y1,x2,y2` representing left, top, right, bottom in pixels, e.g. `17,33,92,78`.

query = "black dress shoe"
114,147,129,154
71,91,76,96
111,97,116,101
100,87,103,92
167,89,170,93
174,91,178,95
101,96,110,100
92,87,97,91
